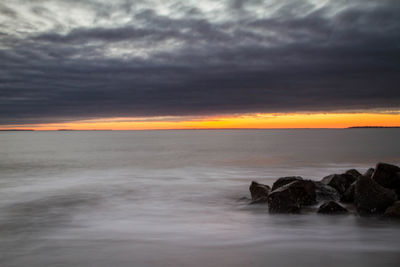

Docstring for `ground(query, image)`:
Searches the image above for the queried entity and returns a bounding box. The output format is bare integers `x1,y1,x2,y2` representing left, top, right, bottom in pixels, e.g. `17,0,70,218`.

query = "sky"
0,0,399,129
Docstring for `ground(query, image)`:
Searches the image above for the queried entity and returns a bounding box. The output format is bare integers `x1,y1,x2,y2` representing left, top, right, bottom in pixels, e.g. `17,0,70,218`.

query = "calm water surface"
0,129,400,266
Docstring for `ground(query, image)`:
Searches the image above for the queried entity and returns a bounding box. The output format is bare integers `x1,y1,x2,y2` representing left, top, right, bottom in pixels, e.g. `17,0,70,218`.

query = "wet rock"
314,181,340,202
355,176,397,215
271,176,303,191
395,188,400,200
317,201,348,214
372,163,400,189
340,182,356,203
267,180,316,213
384,201,400,218
364,168,375,178
345,169,362,179
249,181,270,203
321,173,356,195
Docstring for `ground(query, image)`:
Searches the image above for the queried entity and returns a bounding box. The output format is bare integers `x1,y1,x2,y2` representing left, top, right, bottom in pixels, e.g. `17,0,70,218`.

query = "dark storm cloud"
0,0,400,124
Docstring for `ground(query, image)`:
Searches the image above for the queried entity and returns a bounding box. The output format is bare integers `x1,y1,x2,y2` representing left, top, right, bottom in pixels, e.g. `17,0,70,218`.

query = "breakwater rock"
248,162,400,218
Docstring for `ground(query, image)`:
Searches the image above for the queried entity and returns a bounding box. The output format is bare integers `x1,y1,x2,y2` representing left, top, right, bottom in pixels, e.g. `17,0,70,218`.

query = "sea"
0,129,400,267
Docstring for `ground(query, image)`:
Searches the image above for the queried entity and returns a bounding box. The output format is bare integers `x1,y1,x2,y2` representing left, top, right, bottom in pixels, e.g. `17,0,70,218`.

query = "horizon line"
1,126,400,131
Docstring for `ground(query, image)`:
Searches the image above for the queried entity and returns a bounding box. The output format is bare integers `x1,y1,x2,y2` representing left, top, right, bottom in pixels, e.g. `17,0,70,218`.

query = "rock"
314,181,340,202
372,163,400,189
364,168,374,178
267,180,316,213
271,176,303,191
345,169,362,179
321,173,356,195
395,188,400,200
340,182,356,203
249,181,270,203
354,176,397,215
317,201,348,214
269,201,301,213
384,201,400,218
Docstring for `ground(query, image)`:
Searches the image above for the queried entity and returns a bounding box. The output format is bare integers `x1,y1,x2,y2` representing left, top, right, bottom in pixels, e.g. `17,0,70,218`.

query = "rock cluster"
248,162,400,218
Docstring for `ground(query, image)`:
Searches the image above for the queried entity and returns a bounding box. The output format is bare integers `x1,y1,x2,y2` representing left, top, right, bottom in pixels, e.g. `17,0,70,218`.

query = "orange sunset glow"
3,112,399,131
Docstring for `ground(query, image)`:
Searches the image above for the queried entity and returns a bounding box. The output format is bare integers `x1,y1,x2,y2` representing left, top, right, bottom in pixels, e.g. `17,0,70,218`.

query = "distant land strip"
0,129,35,131
347,126,400,129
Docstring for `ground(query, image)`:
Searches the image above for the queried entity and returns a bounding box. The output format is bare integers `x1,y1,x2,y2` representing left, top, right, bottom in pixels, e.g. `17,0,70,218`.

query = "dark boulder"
317,201,348,214
354,176,397,215
384,201,400,218
267,180,316,213
249,181,270,203
340,182,356,203
345,169,362,179
396,188,400,200
321,173,356,195
314,181,340,202
372,163,400,189
271,176,303,191
364,168,375,178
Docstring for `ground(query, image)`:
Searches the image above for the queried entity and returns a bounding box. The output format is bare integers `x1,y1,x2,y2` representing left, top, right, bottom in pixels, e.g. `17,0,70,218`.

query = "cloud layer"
1,0,399,124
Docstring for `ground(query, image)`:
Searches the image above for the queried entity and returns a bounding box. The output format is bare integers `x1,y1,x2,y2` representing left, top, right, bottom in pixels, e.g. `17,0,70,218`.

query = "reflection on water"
0,130,400,266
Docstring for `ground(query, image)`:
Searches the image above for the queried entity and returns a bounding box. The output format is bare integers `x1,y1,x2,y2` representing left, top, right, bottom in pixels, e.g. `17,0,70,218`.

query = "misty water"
1,129,400,266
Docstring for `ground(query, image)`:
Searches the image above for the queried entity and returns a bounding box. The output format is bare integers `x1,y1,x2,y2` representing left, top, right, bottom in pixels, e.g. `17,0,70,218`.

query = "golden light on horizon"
1,112,400,131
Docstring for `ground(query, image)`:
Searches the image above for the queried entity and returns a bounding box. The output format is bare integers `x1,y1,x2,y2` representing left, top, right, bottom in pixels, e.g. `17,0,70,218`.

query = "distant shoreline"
0,129,35,131
347,126,400,129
